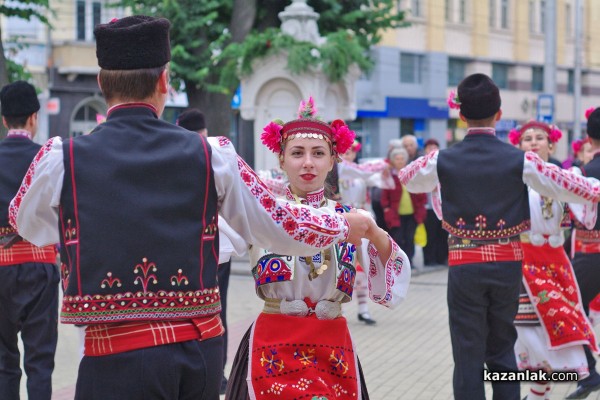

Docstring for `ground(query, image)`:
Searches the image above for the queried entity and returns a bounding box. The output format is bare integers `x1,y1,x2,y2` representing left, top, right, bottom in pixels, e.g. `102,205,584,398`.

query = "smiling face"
280,137,335,198
519,128,551,162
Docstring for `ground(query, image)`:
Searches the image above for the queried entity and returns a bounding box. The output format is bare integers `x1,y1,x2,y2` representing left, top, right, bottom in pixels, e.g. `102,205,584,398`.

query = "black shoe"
220,375,228,395
357,313,376,325
565,382,600,399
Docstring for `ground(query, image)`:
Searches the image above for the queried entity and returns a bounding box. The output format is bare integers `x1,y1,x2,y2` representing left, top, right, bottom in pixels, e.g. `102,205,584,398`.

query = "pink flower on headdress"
297,96,318,119
447,90,461,110
548,126,562,143
351,140,362,152
330,119,356,154
261,120,284,153
508,128,521,145
585,107,597,120
572,139,584,154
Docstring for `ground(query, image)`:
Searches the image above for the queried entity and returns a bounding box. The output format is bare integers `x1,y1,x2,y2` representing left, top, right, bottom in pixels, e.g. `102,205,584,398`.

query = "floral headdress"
508,120,562,146
261,96,356,158
447,90,461,110
350,140,362,152
572,138,584,154
585,107,597,120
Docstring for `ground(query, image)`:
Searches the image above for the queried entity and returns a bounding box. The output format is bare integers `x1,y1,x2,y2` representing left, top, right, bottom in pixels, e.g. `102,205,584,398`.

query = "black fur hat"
457,73,501,120
94,15,171,70
587,108,600,140
177,109,206,132
0,81,40,117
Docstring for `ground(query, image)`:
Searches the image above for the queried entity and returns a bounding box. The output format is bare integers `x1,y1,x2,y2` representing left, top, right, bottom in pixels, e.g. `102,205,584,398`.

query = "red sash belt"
84,314,223,356
448,236,523,266
574,229,600,254
0,240,56,266
249,312,359,400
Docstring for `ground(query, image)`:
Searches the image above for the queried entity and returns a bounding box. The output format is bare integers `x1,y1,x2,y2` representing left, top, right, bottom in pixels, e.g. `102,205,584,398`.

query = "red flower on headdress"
447,90,461,110
572,139,584,154
330,119,355,155
508,128,521,145
297,96,318,119
351,140,362,152
261,120,284,153
548,126,563,143
585,107,597,120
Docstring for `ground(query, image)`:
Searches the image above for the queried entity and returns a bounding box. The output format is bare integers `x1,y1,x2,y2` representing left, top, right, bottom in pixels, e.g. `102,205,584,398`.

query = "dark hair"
177,108,206,132
587,108,600,140
457,73,501,120
3,114,29,129
98,65,166,103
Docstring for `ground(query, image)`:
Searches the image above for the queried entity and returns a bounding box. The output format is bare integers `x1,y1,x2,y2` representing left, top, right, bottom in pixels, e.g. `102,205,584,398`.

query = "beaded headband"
508,120,562,145
261,96,355,157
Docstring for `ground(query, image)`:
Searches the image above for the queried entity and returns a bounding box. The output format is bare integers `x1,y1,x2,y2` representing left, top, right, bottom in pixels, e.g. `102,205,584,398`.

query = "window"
540,0,546,33
532,66,544,91
411,0,422,17
567,69,574,94
529,0,535,32
489,0,496,27
500,0,509,28
445,0,452,22
459,0,466,23
565,3,572,36
76,0,106,41
400,53,422,84
492,63,509,89
448,58,467,86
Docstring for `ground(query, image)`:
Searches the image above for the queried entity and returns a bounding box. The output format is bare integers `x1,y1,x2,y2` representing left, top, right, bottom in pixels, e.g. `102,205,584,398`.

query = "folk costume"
9,17,353,400
226,98,411,400
508,122,598,400
399,74,600,400
0,81,59,400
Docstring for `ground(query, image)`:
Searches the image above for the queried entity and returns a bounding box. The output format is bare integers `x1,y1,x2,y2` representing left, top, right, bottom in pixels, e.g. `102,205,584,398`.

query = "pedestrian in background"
0,81,59,400
381,146,426,266
9,16,371,400
400,73,600,400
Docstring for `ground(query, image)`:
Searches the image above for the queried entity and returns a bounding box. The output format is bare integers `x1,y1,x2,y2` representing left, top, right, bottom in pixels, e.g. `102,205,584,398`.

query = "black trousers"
0,262,59,400
218,260,231,371
389,215,417,263
423,209,448,265
572,252,600,382
447,261,522,400
75,336,224,400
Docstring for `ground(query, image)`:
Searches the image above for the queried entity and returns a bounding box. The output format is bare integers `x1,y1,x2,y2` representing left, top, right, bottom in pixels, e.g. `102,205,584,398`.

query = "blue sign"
231,86,241,109
537,94,554,123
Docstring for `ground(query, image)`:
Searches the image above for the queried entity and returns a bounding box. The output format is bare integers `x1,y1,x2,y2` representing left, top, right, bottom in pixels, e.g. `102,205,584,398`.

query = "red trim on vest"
84,315,224,356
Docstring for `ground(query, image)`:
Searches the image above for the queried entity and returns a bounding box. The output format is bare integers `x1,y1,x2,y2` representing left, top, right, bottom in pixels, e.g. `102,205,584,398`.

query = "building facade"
357,0,600,160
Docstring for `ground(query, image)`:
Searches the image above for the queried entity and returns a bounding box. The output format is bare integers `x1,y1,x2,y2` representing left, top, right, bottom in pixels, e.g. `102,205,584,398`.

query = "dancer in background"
509,121,597,400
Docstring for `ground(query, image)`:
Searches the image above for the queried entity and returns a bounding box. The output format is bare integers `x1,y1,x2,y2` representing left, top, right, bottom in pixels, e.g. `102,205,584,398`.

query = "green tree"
118,0,406,138
0,0,50,138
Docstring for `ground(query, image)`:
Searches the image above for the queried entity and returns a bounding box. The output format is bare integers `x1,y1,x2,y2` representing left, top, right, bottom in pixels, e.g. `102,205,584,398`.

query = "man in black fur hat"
0,81,59,400
8,15,374,400
565,107,600,399
177,108,207,137
400,73,600,400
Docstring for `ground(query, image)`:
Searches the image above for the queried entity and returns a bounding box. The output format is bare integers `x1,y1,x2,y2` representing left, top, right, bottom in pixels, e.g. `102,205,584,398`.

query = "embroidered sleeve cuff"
367,238,411,309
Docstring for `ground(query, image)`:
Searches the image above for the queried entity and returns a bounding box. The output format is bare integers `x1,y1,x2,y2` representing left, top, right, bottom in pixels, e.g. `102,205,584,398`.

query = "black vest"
580,155,600,230
59,106,219,324
0,136,41,232
437,132,530,239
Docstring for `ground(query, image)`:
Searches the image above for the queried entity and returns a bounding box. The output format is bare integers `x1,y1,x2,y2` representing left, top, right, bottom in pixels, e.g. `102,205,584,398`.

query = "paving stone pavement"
20,259,600,400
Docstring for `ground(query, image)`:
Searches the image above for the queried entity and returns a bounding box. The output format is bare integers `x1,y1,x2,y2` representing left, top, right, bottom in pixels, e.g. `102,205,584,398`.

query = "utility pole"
573,0,583,139
543,0,557,122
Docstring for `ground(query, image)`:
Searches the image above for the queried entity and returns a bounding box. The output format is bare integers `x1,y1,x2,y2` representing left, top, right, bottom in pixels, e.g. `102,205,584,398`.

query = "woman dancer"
509,121,598,400
226,98,411,400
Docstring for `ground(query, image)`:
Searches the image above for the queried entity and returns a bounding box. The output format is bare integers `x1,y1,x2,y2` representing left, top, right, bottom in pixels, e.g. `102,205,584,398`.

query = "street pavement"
20,257,600,399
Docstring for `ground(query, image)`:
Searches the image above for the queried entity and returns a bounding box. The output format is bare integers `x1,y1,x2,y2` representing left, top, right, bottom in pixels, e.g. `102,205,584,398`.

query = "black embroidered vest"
0,137,41,232
59,106,219,324
437,132,530,239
